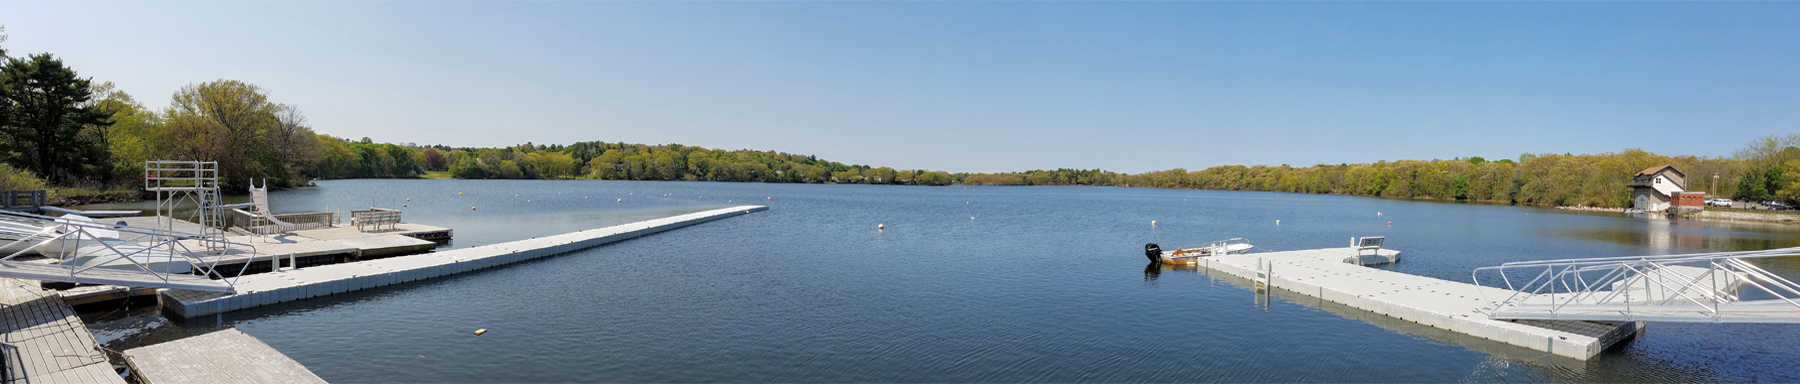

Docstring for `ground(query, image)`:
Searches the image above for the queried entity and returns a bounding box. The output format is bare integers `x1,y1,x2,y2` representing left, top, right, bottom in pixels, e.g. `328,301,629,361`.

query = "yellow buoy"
1151,220,1157,227
457,192,463,197
473,328,487,336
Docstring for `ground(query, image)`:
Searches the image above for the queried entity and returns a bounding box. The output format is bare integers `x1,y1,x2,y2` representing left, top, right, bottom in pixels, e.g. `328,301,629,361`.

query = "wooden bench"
351,208,403,232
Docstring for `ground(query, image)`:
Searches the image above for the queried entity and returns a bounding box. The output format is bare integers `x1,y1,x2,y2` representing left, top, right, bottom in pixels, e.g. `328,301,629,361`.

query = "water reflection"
1558,220,1800,253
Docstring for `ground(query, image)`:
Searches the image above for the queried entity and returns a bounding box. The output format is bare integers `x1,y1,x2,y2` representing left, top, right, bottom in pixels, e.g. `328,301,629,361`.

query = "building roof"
1635,164,1684,178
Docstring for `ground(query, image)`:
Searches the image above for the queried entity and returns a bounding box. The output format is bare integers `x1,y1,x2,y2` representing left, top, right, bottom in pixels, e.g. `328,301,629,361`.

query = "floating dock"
1193,247,1640,360
122,328,324,384
0,279,124,384
160,205,768,318
106,216,450,273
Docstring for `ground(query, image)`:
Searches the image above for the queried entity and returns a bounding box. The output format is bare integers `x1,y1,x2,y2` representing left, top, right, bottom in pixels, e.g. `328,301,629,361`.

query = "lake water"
85,179,1800,383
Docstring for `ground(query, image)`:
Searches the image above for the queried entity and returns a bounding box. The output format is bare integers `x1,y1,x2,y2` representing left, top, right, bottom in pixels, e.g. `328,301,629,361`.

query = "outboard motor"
1144,243,1163,263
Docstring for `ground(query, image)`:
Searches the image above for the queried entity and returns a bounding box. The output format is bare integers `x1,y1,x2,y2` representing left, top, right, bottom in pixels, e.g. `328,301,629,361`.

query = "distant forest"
4,26,1800,209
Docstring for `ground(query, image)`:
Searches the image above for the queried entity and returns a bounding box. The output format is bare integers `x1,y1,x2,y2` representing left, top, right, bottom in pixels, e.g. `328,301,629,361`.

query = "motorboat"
1143,237,1254,264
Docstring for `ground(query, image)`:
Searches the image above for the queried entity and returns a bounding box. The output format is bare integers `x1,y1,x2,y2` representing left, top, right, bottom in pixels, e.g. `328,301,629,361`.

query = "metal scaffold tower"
145,160,228,254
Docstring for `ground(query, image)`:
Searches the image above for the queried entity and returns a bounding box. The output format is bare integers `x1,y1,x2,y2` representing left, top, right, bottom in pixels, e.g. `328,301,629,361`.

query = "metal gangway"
1474,247,1800,323
0,210,252,292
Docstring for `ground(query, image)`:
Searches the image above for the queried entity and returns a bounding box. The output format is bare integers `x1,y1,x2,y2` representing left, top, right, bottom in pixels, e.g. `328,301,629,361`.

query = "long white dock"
1196,247,1640,360
123,328,324,384
160,205,768,318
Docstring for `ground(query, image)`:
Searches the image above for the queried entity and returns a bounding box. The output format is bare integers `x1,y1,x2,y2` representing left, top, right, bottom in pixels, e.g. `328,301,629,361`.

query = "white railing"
0,210,255,292
1473,247,1800,323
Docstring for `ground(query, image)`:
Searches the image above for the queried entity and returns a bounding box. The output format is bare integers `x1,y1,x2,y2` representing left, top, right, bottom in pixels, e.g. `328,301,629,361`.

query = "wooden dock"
1194,247,1641,360
122,328,323,384
160,205,768,318
0,279,124,384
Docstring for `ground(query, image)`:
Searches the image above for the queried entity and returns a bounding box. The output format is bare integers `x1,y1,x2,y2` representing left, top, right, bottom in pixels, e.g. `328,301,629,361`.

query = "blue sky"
6,1,1797,173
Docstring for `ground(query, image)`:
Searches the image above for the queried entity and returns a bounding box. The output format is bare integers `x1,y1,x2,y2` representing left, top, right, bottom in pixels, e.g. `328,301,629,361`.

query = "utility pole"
1713,173,1719,197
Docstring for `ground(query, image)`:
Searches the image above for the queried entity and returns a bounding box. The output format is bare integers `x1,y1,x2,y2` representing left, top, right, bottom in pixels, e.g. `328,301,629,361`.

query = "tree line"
3,25,1798,209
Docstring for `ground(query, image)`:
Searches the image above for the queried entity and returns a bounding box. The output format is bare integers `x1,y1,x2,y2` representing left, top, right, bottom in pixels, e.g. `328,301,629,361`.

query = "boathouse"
1628,165,1686,212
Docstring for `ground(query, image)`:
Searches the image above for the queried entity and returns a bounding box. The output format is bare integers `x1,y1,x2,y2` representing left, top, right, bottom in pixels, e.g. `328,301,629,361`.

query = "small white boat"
1144,237,1254,264
0,216,56,257
1,214,128,258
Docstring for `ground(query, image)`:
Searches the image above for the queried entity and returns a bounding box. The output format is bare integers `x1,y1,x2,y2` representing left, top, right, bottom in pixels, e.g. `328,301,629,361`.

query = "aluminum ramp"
0,210,249,293
1474,247,1800,323
0,261,232,292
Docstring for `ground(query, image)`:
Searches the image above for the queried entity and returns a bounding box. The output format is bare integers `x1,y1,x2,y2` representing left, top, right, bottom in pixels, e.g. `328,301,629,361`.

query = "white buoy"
1151,220,1157,227
471,206,477,211
767,196,773,201
1377,211,1382,216
617,198,623,203
877,223,885,231
1275,219,1280,225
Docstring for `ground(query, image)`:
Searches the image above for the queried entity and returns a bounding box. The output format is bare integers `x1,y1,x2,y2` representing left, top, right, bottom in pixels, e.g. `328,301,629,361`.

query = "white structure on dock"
1474,246,1800,323
162,205,768,318
1196,245,1641,360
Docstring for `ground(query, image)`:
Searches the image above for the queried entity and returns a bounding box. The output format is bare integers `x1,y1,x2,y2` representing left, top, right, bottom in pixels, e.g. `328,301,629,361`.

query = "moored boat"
1143,237,1254,264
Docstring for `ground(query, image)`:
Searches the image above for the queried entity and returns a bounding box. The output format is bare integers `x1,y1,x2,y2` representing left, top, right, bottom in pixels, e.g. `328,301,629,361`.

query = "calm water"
84,180,1800,383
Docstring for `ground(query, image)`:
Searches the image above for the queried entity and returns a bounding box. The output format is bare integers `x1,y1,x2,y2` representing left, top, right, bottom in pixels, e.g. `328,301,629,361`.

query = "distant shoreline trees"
2,25,1798,209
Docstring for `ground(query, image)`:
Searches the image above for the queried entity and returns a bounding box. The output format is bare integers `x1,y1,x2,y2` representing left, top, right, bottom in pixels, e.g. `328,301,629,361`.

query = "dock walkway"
123,328,323,384
0,279,123,384
161,205,767,318
1197,247,1640,360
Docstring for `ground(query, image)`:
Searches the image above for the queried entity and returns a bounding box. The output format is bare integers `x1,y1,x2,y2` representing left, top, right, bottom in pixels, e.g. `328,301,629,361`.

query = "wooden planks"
123,328,323,384
161,205,768,318
0,279,125,384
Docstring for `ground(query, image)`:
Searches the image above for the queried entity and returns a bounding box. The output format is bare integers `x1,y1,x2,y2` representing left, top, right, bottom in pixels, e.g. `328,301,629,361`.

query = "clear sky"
5,1,1797,173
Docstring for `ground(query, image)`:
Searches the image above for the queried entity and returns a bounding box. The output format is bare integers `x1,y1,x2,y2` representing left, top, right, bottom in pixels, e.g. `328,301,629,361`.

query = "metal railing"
228,209,334,235
0,210,258,292
1473,247,1800,323
0,190,46,212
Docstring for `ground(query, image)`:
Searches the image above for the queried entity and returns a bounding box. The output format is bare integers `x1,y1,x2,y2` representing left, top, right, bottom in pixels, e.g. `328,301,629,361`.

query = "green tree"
161,80,285,190
0,53,110,183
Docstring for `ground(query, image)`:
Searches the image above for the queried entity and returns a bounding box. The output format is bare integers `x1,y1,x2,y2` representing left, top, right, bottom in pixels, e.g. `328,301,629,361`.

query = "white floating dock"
122,328,324,384
1197,247,1640,360
160,205,768,318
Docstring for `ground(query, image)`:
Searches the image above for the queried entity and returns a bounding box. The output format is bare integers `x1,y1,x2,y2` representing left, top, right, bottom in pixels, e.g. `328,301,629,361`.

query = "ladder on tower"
1473,247,1800,323
145,160,228,254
